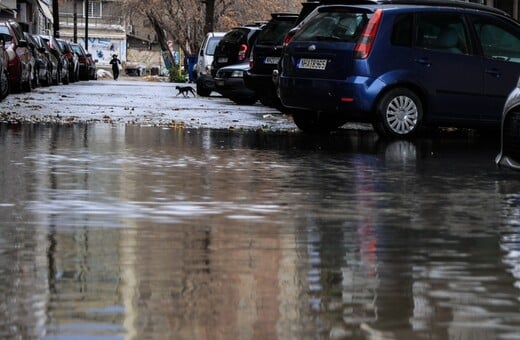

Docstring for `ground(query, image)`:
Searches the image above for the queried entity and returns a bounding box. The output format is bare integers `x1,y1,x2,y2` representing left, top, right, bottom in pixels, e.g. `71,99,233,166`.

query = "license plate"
217,57,228,63
264,56,280,64
297,58,327,70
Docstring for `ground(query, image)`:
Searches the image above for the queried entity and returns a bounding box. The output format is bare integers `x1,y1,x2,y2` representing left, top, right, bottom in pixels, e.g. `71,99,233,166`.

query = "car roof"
207,32,226,37
270,12,299,20
316,0,509,16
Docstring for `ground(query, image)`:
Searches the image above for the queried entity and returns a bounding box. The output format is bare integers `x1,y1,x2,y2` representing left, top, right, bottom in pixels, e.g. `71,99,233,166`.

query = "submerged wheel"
374,88,422,138
292,110,346,133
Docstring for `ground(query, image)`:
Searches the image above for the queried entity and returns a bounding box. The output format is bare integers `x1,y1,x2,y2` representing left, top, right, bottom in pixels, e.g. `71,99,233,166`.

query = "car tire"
374,88,422,138
62,71,69,85
291,110,346,133
0,69,9,100
196,81,212,97
231,96,258,105
22,67,32,93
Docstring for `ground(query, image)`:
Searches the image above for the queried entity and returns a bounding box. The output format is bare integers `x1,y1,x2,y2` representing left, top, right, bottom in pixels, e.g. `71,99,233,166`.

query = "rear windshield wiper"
314,35,343,42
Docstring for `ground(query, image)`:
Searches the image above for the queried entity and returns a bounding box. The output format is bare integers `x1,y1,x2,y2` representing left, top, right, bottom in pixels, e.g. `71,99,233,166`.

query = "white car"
195,31,225,96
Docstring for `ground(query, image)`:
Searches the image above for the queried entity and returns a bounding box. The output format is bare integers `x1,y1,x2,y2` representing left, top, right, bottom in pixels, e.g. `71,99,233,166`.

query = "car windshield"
0,27,12,43
256,19,297,45
206,37,221,55
71,45,83,55
293,9,369,43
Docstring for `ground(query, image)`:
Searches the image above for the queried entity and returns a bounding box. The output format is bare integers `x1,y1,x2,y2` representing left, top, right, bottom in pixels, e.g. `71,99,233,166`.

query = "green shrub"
168,65,186,83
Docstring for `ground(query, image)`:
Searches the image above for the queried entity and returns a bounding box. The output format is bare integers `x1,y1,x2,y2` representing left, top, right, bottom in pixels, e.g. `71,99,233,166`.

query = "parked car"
0,19,33,93
244,13,298,109
40,35,69,85
70,42,90,80
86,52,97,80
211,24,264,78
24,32,51,87
215,63,258,105
496,76,520,170
56,38,79,82
279,0,520,137
32,34,59,85
0,40,9,100
195,31,226,96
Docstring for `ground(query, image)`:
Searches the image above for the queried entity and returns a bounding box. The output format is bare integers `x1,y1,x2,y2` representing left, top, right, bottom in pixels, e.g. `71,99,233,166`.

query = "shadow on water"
1,123,520,339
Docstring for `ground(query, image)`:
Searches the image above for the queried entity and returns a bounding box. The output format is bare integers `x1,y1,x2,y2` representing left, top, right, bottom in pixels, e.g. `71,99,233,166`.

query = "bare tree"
122,0,302,60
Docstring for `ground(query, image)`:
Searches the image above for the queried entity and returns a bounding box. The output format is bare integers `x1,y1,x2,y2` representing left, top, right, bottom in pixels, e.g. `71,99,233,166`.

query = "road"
0,78,299,131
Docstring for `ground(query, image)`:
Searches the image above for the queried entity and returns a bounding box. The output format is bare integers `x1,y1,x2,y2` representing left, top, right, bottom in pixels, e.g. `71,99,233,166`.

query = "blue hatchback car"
279,0,520,137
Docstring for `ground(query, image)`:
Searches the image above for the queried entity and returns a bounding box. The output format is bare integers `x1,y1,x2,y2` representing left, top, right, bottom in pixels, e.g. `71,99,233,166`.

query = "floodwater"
1,123,520,340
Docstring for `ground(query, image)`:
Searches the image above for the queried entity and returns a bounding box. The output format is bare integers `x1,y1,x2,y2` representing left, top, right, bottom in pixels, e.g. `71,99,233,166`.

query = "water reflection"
0,123,519,339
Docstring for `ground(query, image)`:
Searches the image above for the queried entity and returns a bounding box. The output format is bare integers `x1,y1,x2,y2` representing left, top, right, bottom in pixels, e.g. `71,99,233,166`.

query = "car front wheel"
374,88,422,138
0,69,9,100
196,80,212,97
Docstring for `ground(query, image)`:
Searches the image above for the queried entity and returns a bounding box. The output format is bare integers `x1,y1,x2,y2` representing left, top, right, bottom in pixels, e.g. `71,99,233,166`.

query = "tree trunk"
146,12,175,67
204,0,215,34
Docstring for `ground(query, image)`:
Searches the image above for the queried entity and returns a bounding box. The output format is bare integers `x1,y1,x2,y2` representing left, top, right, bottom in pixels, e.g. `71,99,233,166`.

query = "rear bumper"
197,74,215,90
244,72,275,95
215,77,255,99
279,75,380,119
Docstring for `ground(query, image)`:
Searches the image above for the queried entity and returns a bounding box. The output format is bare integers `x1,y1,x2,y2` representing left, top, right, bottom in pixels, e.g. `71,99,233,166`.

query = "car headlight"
230,70,244,78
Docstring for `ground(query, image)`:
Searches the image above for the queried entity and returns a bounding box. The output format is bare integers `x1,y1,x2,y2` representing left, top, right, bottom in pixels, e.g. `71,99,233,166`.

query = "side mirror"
199,49,204,56
18,39,28,48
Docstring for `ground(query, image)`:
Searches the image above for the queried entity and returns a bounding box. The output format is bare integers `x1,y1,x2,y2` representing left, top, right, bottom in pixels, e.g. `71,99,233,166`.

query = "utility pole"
73,0,77,42
85,0,89,50
52,0,59,37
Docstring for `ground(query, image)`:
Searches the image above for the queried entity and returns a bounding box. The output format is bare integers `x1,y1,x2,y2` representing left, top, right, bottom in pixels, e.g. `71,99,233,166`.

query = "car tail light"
354,9,383,59
283,31,296,47
238,44,248,61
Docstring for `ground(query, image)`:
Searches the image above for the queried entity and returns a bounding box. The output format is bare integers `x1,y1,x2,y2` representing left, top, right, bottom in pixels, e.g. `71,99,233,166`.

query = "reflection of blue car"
496,76,520,170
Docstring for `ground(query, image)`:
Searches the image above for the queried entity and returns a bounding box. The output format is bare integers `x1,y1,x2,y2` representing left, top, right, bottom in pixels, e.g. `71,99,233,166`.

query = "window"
58,0,102,18
85,0,102,18
472,17,520,63
392,14,413,46
294,10,369,43
416,13,469,54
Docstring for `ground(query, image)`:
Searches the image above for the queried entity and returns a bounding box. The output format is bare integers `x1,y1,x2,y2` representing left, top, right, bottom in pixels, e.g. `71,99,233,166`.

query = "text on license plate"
264,56,280,64
297,58,327,70
217,57,228,63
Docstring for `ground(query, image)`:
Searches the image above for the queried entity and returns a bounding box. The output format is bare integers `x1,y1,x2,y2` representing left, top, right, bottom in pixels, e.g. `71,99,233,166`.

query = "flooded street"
1,122,520,339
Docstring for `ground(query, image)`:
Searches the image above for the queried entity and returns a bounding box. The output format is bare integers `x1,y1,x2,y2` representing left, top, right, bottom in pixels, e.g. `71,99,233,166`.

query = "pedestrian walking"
110,54,121,80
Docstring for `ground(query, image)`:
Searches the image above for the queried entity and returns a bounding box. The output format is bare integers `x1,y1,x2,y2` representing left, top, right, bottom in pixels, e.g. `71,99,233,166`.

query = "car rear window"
293,9,370,43
222,29,248,44
256,19,297,45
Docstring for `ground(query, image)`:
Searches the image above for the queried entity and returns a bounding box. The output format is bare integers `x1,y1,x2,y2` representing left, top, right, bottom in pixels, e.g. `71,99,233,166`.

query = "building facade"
0,0,53,34
57,0,126,66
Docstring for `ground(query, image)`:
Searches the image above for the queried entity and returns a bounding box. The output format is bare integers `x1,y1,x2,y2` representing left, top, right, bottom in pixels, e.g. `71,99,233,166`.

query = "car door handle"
414,58,431,67
485,68,501,78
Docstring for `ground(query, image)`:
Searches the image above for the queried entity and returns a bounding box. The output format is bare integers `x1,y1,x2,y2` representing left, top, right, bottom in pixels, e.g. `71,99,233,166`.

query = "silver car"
496,76,520,170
